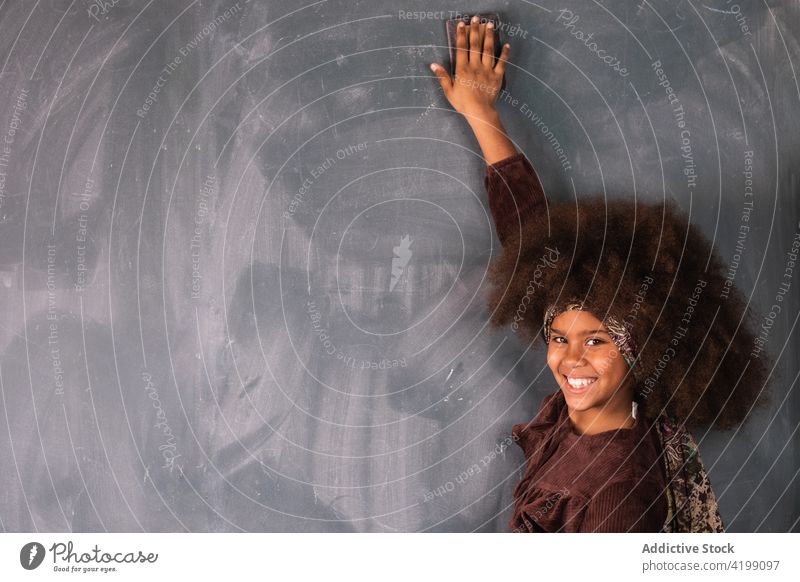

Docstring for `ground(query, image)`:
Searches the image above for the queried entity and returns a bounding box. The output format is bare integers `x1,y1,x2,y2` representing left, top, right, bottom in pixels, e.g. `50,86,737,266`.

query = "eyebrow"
550,328,610,336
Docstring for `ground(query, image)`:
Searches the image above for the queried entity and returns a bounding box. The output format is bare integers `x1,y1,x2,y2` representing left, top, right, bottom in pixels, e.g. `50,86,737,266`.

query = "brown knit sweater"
508,391,668,532
484,153,668,532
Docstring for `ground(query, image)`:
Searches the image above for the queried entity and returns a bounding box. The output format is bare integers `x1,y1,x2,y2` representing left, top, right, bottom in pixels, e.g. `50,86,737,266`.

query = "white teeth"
566,377,597,388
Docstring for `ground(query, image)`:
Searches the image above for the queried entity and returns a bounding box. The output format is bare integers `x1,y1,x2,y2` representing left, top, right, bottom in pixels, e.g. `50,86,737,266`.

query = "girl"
430,17,772,532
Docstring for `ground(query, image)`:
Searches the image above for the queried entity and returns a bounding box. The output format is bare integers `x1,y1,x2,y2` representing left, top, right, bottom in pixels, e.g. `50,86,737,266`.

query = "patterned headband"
542,300,638,369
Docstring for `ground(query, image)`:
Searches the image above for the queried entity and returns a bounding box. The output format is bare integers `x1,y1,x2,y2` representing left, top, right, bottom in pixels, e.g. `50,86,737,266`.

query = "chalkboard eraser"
446,13,506,92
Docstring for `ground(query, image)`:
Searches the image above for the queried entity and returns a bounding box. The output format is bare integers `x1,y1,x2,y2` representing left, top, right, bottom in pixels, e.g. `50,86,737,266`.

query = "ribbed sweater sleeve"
483,152,547,247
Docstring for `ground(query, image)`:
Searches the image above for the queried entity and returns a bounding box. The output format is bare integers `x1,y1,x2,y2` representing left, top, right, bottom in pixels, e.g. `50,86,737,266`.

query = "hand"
430,16,510,123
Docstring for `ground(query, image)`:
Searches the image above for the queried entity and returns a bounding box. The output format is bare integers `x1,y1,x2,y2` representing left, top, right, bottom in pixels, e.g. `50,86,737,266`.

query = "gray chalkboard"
0,0,797,532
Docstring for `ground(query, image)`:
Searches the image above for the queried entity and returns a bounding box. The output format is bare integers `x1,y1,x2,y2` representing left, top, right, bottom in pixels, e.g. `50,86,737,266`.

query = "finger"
429,63,452,97
469,15,481,61
455,20,467,71
494,42,510,77
482,21,495,67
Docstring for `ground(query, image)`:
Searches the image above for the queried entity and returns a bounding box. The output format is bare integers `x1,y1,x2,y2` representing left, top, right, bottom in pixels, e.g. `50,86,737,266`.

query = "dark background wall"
0,0,797,532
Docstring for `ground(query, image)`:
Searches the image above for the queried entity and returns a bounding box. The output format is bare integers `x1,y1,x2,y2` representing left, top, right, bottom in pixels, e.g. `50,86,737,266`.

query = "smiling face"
546,309,636,435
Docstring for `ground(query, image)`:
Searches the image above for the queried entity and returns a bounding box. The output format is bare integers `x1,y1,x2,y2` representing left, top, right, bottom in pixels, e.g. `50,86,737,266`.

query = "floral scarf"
655,414,724,532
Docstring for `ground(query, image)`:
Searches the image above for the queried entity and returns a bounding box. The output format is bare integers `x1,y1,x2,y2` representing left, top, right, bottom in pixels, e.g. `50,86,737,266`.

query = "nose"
562,340,588,368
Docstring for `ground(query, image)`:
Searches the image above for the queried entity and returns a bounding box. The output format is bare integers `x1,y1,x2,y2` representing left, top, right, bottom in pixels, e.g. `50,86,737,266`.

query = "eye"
551,336,566,344
586,337,605,346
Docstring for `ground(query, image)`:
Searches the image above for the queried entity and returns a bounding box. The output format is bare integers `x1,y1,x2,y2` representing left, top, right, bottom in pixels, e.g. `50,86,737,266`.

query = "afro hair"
486,196,773,431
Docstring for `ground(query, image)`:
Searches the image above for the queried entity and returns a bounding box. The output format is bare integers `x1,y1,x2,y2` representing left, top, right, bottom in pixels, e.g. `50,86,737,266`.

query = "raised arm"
484,152,547,246
430,15,547,246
